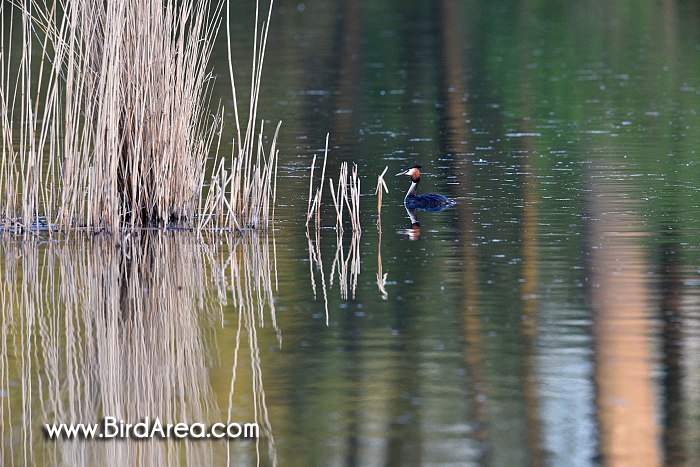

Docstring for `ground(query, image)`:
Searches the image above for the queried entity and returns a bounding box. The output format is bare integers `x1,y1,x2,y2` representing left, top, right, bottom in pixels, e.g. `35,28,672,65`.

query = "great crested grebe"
396,164,455,209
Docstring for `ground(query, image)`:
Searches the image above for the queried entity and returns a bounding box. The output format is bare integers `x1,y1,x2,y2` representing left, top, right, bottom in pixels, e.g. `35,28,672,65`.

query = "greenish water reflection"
5,0,700,465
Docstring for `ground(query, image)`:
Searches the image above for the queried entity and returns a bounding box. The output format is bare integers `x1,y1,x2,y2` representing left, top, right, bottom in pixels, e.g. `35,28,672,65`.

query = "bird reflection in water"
399,204,454,241
400,207,422,240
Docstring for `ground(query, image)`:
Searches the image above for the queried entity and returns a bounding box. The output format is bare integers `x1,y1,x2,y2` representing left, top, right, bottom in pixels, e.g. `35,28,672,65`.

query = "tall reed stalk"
328,162,347,232
343,163,361,231
327,162,362,232
305,133,329,230
375,166,388,229
200,0,280,231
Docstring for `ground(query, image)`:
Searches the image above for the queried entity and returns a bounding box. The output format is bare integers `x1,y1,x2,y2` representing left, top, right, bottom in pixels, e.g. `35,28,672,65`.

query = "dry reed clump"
306,166,393,306
1,0,222,231
305,139,362,233
0,0,279,233
329,162,361,232
328,161,360,232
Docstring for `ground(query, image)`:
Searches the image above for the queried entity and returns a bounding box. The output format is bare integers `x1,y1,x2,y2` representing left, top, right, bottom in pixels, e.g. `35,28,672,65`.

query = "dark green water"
5,0,700,465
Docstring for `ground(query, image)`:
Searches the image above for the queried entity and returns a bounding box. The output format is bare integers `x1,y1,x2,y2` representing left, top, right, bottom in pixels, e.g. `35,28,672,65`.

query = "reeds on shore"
0,0,279,233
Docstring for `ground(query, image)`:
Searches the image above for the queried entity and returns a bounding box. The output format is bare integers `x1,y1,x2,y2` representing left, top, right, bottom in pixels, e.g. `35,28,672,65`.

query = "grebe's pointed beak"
395,168,409,176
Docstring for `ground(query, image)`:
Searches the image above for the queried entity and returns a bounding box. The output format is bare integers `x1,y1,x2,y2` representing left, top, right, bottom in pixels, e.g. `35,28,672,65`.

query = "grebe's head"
395,164,422,182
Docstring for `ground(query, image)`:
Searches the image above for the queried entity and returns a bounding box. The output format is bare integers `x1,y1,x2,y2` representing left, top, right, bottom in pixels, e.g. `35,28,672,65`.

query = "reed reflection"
0,232,279,466
376,228,388,301
306,228,362,316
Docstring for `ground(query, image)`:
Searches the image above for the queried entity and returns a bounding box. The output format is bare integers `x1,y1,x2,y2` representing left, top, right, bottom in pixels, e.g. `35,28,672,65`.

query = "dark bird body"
396,165,455,209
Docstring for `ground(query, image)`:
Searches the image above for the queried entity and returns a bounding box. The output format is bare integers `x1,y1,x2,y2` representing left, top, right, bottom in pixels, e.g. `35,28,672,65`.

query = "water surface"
5,0,700,465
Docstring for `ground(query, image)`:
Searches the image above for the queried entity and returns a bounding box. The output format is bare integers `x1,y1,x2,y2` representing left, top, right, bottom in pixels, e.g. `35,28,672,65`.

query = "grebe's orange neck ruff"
396,165,422,198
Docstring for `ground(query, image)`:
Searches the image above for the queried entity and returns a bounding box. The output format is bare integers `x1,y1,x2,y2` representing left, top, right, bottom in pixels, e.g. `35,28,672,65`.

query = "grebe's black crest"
395,164,422,177
396,164,455,209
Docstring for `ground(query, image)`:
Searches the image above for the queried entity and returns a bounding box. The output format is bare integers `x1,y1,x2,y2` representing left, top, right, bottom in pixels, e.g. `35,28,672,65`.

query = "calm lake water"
5,0,700,465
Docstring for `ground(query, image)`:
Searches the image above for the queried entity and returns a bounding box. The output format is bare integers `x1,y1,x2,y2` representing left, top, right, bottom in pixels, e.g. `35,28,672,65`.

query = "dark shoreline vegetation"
0,0,280,234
